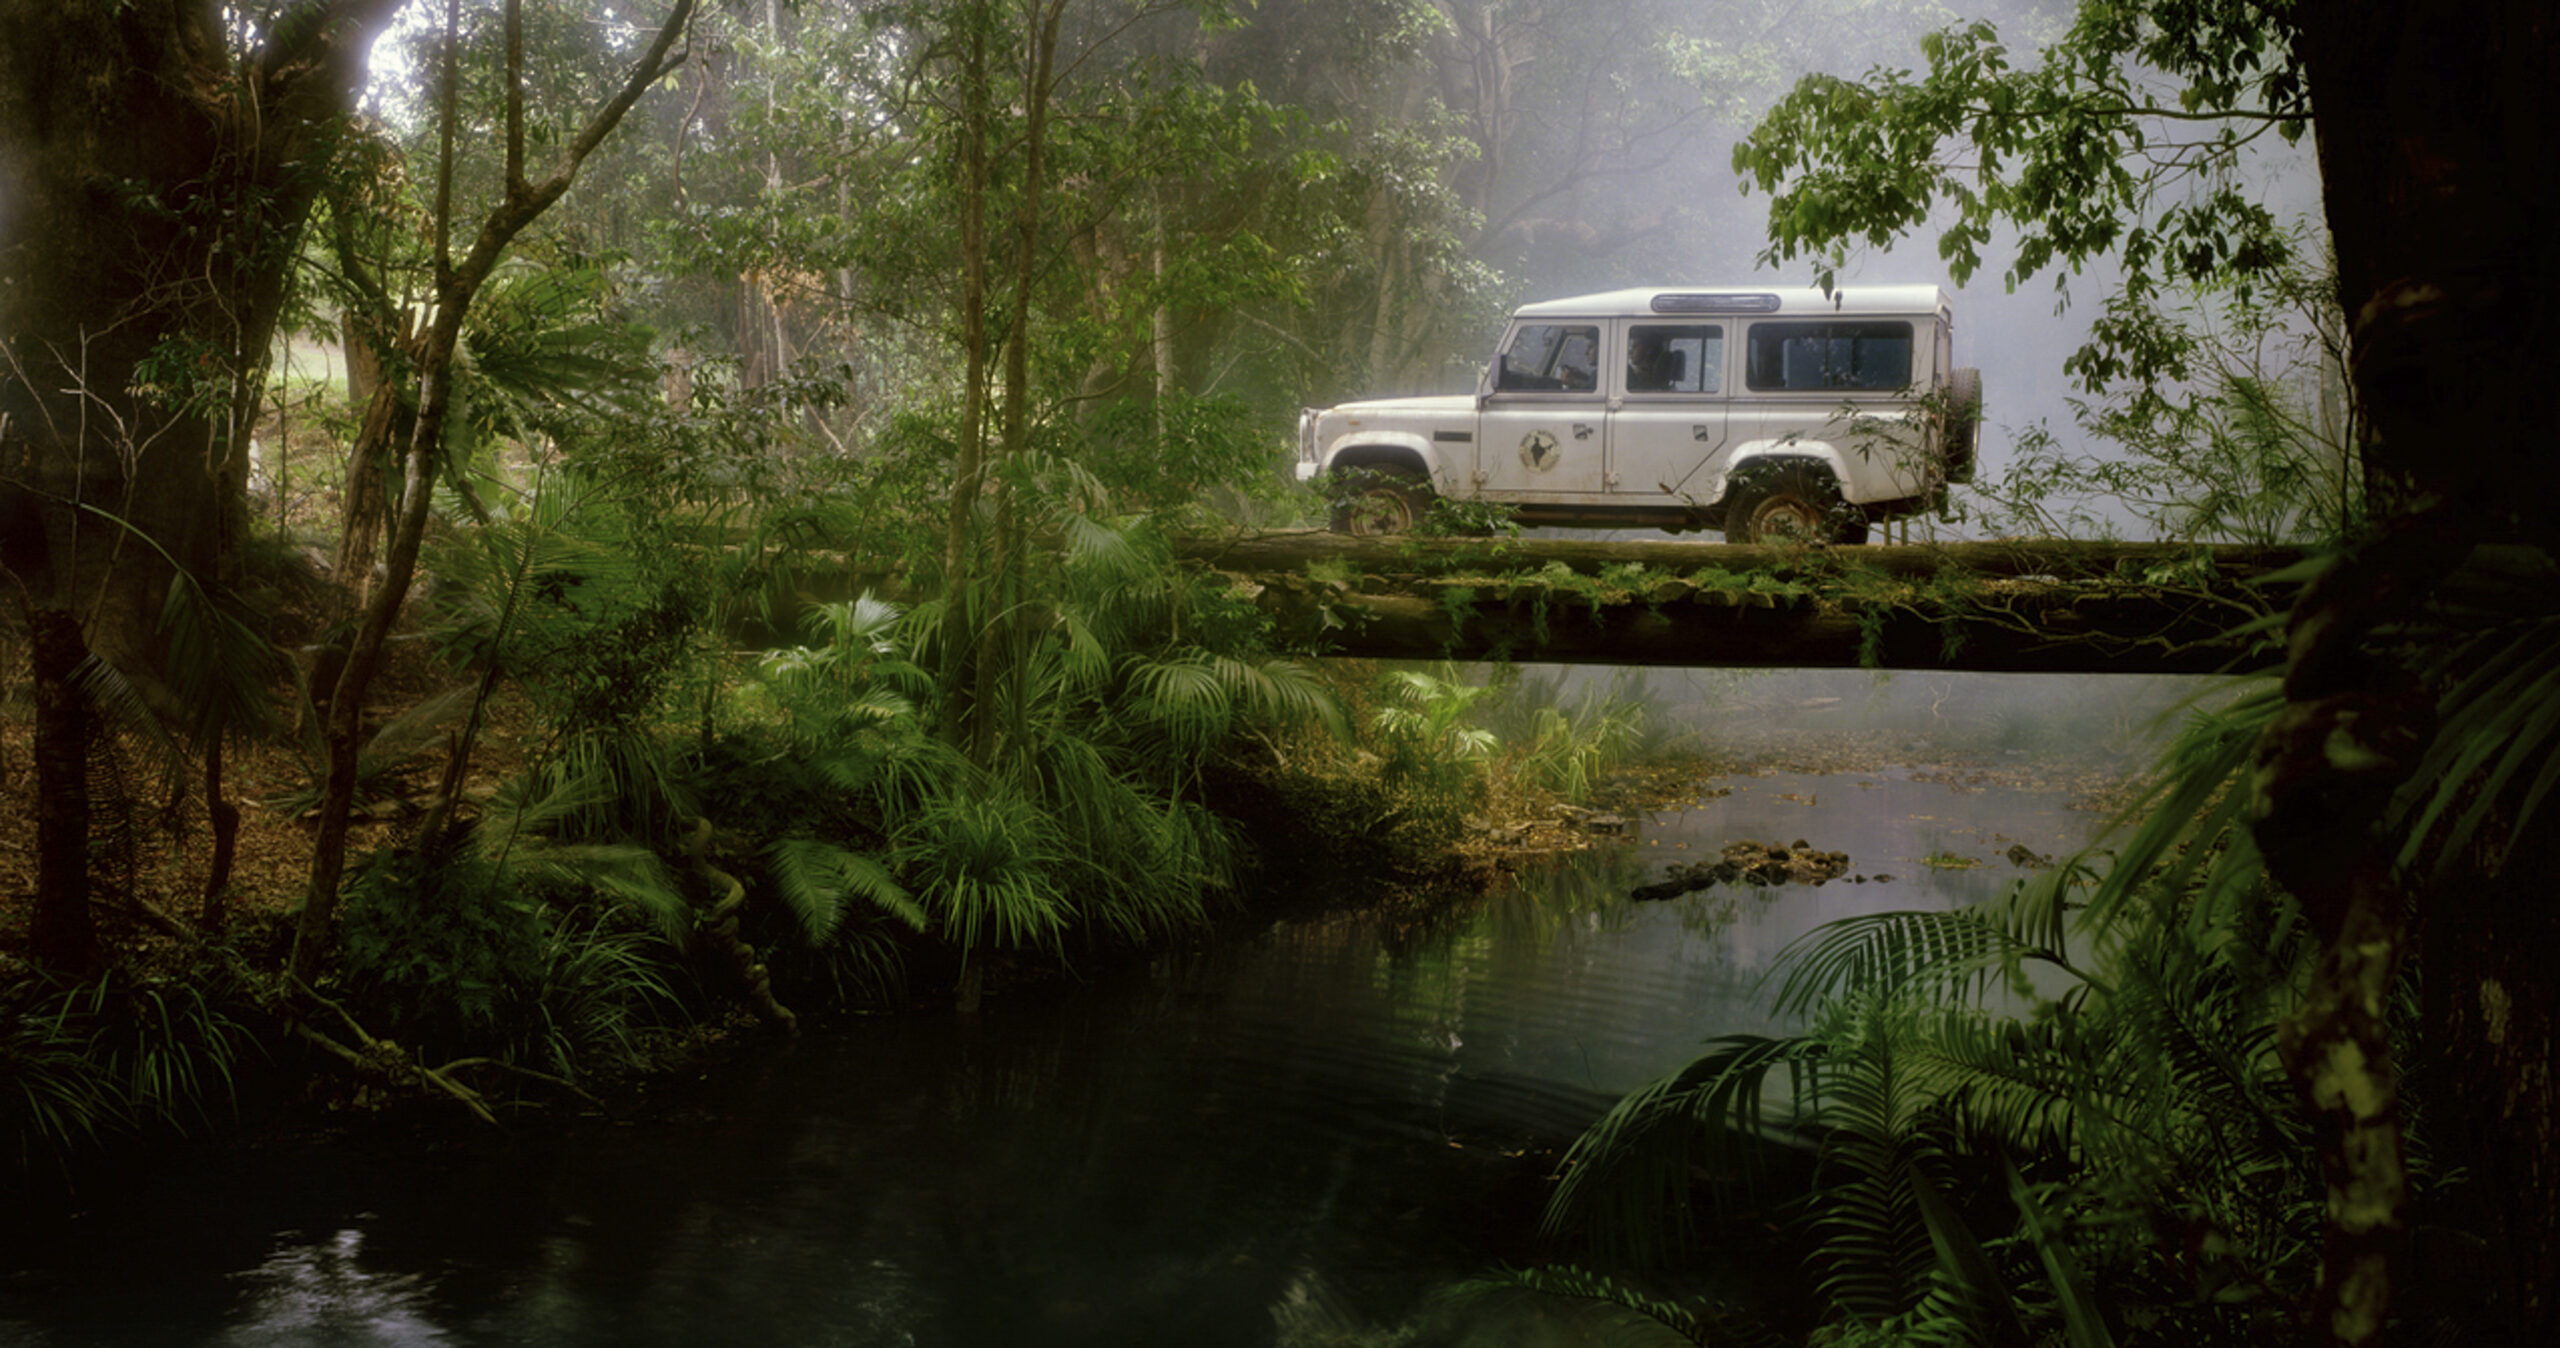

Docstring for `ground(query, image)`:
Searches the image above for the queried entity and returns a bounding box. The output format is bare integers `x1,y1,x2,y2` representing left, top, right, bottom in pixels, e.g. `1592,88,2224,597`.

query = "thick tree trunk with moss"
2277,1,2560,1339
0,0,400,972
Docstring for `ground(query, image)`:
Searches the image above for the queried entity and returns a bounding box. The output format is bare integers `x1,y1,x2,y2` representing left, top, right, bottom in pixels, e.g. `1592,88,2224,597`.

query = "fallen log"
1171,530,2304,583
1233,564,2287,675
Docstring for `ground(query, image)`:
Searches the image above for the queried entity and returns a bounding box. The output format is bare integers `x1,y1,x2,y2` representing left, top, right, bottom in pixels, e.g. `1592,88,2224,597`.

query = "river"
2,673,2169,1347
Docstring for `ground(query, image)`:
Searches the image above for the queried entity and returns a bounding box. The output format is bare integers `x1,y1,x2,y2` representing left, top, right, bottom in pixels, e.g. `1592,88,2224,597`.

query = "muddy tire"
1724,462,1867,544
1329,467,1433,536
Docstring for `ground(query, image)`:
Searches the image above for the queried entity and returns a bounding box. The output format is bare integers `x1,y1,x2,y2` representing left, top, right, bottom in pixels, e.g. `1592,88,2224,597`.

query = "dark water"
0,766,2110,1348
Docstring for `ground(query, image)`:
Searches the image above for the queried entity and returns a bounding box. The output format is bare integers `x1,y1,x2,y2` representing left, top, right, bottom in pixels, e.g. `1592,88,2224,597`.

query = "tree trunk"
26,606,99,975
2,0,403,973
2278,1,2560,1339
332,381,400,606
293,0,697,979
937,2,997,746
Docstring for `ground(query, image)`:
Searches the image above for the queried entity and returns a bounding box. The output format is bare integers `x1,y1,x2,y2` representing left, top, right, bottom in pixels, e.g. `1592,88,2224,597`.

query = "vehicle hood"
1317,394,1478,421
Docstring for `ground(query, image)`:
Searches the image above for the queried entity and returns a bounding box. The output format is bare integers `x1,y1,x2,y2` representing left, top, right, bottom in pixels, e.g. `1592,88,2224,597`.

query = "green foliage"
3,966,249,1177
1735,4,2308,391
1959,262,2359,544
2389,551,2560,893
1545,689,2328,1342
339,851,682,1079
741,532,1339,972
1681,565,1813,604
887,789,1076,959
765,836,928,993
341,850,548,1057
1348,664,1499,849
422,472,702,741
1420,496,1521,539
1067,393,1295,518
515,912,687,1084
1371,666,1500,763
1486,670,1650,805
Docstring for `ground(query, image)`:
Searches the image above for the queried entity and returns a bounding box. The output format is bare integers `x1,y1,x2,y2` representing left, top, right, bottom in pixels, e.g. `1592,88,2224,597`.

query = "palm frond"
890,789,1073,956
1440,1265,1716,1345
157,567,284,745
2080,679,2281,931
1125,654,1233,760
767,837,926,945
2395,613,2560,885
68,651,186,799
1769,900,2078,1020
1545,1033,1820,1263
502,842,693,943
1214,654,1348,741
2005,1160,2119,1348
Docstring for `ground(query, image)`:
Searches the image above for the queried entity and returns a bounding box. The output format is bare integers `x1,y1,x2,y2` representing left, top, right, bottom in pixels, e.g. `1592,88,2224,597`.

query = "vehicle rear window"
1744,321,1914,391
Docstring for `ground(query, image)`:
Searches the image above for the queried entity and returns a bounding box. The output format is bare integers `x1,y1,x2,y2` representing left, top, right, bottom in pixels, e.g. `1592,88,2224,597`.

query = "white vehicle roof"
1511,285,1952,320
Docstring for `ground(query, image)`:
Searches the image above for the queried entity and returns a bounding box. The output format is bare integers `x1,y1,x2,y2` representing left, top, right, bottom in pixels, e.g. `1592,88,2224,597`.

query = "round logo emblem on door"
1518,429,1560,472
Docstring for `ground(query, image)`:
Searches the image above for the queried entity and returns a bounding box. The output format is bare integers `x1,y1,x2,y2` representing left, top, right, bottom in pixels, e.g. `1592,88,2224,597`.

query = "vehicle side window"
1496,323,1602,392
1744,321,1914,391
1626,324,1722,394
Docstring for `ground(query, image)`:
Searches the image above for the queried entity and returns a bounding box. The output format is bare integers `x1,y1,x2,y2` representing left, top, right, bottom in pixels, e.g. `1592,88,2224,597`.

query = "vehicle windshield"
1494,323,1600,392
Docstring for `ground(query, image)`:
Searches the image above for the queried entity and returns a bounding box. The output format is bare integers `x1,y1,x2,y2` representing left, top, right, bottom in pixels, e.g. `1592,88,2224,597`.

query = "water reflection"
219,1227,449,1346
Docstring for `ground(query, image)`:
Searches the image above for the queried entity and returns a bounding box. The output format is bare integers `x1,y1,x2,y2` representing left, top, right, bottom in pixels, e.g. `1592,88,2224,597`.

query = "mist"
1406,0,2330,542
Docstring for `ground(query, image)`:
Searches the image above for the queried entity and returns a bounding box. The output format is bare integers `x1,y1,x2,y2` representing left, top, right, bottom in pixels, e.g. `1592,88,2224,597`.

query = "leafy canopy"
1733,1,2312,390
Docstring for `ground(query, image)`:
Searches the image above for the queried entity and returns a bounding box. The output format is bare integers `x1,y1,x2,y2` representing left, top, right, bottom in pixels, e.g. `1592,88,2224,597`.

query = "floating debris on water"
1631,839,1853,901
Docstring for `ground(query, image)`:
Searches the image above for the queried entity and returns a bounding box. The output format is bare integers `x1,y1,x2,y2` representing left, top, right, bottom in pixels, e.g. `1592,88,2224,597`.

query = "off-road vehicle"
1297,286,1980,542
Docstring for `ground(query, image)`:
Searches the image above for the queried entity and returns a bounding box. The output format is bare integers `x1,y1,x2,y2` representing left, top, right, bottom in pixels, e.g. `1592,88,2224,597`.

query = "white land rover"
1296,286,1980,542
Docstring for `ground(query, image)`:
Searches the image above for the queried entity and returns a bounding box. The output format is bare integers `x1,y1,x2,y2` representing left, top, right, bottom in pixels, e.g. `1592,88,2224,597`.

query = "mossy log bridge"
1165,533,2303,675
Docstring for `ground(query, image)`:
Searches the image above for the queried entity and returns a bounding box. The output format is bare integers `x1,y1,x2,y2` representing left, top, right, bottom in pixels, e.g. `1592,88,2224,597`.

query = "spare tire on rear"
1943,366,1983,485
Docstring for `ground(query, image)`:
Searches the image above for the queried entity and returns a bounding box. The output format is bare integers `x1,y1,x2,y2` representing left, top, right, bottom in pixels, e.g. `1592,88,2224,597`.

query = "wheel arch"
1321,437,1442,488
1719,445,1848,504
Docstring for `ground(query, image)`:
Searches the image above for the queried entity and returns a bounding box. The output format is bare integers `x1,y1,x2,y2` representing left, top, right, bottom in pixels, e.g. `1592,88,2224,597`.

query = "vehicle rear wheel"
1724,463,1867,544
1329,467,1434,536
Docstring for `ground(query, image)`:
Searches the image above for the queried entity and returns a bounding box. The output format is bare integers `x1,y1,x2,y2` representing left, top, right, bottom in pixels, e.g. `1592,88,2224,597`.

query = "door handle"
1572,423,1594,440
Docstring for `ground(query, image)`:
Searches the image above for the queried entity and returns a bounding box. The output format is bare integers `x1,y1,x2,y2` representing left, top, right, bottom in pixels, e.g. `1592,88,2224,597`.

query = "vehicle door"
1477,319,1610,501
1606,321,1729,506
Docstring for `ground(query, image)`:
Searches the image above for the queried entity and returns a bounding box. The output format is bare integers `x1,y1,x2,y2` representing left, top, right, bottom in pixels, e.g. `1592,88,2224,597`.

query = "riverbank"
3,655,2175,1212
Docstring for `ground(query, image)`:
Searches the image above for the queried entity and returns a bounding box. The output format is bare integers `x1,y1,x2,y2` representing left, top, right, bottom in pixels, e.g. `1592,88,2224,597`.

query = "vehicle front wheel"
1724,464,1867,544
1328,467,1434,537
